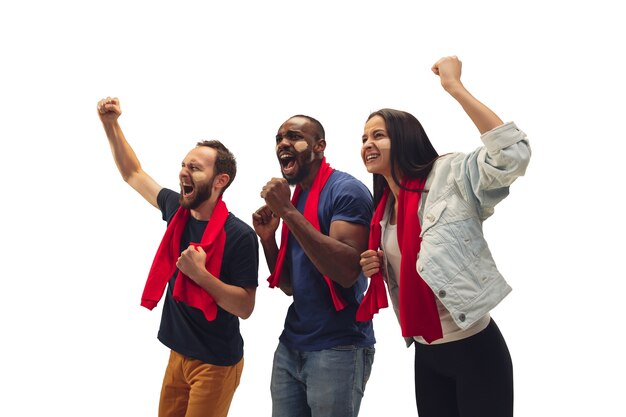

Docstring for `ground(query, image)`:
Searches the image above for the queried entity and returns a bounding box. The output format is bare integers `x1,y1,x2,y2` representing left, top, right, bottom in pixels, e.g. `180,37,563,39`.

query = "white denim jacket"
381,121,531,330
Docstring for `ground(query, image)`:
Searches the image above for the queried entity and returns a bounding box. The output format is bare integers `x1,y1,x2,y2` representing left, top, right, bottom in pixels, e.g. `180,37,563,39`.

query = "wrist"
272,202,298,220
260,237,278,250
442,79,464,94
101,118,121,132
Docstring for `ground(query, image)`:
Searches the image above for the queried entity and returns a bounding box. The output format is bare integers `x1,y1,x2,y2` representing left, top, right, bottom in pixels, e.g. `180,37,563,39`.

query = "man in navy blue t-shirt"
98,96,259,417
253,115,375,417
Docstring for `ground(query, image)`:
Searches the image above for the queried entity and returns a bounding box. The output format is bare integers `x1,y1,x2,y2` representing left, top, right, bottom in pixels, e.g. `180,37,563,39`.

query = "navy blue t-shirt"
156,189,259,365
280,170,376,351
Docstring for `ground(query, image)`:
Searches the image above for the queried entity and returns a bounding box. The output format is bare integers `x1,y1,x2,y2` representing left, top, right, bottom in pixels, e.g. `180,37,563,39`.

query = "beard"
284,163,311,185
282,151,313,185
179,178,213,210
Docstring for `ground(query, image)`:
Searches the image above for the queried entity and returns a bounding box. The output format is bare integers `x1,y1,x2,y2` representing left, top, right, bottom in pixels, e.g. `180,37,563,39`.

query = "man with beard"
253,115,375,417
97,96,259,417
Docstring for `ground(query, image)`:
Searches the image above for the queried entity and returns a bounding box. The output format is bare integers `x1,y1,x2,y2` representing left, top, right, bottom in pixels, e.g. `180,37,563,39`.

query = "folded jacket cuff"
481,121,526,153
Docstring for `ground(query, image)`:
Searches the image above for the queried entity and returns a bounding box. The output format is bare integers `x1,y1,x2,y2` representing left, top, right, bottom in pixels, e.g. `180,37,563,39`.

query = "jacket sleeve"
452,121,531,220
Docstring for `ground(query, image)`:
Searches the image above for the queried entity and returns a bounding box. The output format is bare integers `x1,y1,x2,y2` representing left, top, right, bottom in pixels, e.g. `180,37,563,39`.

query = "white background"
1,0,624,415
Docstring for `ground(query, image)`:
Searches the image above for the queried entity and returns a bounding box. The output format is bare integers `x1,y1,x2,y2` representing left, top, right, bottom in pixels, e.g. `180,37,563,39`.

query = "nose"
180,166,190,178
276,137,291,151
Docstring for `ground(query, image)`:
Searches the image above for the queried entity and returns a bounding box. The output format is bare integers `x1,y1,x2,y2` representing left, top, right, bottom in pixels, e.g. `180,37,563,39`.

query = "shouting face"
275,116,320,185
179,146,217,210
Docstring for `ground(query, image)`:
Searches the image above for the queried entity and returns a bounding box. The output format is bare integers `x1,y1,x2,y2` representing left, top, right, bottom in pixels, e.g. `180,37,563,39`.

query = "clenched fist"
97,96,122,123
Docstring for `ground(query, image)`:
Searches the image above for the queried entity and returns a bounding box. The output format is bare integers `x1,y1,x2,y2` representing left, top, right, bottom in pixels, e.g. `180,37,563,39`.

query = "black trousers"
414,319,513,417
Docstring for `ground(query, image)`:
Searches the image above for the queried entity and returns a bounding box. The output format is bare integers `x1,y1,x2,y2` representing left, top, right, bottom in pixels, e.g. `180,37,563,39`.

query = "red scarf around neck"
141,197,228,322
356,178,442,343
268,158,347,311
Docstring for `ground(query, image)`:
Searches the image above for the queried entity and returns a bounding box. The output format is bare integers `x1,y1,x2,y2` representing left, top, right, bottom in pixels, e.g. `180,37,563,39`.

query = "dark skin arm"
252,204,293,295
260,177,368,288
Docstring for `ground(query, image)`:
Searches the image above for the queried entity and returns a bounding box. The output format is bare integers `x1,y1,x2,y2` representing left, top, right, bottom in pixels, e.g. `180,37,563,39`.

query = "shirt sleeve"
452,121,531,220
223,219,259,288
157,188,181,223
327,175,374,228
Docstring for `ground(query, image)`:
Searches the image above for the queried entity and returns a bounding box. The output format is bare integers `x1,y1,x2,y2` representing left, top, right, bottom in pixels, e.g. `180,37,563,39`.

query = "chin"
179,199,196,210
282,169,304,186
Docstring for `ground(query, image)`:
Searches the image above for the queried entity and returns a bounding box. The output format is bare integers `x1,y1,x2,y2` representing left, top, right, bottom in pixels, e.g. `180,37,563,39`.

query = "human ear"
213,173,230,190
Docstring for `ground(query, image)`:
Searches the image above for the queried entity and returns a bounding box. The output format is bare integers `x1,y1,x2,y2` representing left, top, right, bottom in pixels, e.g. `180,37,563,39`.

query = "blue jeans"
270,342,375,417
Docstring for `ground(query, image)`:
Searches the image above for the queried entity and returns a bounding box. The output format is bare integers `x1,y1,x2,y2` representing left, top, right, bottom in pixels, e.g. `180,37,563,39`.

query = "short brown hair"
196,140,237,193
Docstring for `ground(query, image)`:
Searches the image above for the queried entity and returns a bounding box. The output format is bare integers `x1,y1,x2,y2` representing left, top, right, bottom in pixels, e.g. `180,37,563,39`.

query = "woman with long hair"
358,56,531,417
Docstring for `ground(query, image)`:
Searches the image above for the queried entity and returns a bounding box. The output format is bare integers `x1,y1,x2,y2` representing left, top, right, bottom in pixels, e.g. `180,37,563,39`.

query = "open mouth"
182,183,194,197
365,153,380,163
279,153,296,175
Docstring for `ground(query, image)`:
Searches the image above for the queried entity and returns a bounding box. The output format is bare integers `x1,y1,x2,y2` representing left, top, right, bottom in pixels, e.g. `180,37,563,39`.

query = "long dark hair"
367,108,439,206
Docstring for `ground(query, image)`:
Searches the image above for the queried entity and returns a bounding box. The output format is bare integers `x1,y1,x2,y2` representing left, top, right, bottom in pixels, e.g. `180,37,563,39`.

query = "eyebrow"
363,128,386,139
276,130,304,140
182,159,204,168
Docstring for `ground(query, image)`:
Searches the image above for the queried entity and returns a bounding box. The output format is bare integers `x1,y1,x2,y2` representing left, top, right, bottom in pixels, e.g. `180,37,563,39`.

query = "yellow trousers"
158,350,244,417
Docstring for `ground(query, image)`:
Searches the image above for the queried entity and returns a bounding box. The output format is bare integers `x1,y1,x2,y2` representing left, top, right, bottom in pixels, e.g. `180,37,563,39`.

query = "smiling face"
275,116,320,185
179,146,218,210
361,115,393,179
